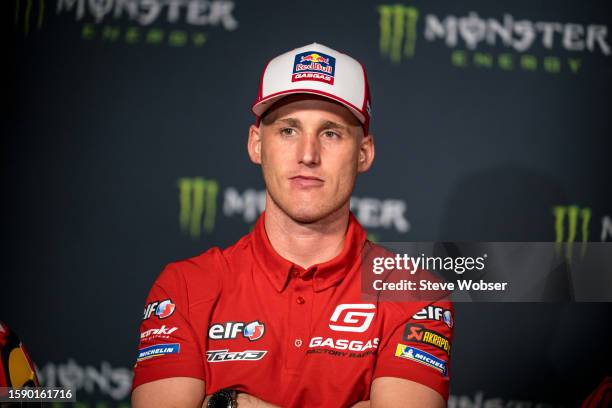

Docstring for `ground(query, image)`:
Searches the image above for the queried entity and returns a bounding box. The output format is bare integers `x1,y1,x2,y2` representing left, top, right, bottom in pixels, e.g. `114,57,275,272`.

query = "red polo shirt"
133,212,453,406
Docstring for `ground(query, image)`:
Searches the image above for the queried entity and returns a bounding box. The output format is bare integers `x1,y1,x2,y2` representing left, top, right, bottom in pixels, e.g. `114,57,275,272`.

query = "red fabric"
582,377,612,408
132,212,453,406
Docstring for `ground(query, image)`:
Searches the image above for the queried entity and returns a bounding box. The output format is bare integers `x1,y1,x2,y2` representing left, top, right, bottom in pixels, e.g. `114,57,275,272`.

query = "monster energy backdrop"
3,0,612,406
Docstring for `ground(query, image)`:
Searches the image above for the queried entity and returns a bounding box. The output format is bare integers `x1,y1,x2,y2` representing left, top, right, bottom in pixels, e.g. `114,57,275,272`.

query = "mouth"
289,175,324,188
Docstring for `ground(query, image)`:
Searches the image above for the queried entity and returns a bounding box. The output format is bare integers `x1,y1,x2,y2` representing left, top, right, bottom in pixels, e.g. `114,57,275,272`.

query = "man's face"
248,95,374,223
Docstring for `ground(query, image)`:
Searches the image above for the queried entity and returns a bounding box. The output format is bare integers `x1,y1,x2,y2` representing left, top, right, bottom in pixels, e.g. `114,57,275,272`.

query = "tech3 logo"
14,0,46,35
552,205,612,260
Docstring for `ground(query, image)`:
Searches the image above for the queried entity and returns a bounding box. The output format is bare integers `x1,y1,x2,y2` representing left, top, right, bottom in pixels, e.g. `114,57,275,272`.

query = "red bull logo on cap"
292,51,336,85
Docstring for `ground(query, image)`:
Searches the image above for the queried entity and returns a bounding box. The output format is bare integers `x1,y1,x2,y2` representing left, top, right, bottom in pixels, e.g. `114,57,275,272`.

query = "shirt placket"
284,266,315,370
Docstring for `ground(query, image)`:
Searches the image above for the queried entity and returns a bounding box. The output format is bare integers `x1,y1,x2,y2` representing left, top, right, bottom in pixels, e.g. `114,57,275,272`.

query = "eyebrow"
274,117,349,132
275,118,301,127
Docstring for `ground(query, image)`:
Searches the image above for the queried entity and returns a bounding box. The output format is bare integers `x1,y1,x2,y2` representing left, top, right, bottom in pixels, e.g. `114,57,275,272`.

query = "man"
132,43,453,408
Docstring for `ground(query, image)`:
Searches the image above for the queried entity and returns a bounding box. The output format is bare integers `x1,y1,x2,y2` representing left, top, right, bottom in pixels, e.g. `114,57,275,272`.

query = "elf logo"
143,299,176,320
411,306,454,328
208,321,265,341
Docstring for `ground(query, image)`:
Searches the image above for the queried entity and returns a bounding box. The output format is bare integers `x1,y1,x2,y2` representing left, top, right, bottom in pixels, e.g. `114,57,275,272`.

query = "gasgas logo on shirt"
328,304,376,333
306,304,379,358
308,337,379,352
306,336,380,359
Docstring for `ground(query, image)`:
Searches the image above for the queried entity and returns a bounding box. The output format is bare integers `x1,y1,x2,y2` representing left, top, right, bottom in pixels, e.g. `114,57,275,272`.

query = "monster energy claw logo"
178,177,219,239
552,205,591,260
15,0,45,35
378,5,419,63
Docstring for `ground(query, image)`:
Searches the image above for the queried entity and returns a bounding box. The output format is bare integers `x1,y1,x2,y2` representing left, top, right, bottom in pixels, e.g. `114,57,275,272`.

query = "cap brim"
252,89,366,124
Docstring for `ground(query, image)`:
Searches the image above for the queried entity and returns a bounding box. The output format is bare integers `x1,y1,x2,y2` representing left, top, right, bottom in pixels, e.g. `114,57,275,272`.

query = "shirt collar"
250,211,367,293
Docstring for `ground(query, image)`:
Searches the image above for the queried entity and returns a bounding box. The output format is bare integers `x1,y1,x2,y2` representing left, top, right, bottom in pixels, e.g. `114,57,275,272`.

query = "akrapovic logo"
377,4,611,74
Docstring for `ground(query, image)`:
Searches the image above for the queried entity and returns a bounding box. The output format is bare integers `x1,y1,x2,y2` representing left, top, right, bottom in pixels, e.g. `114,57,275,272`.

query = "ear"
248,124,262,165
357,134,375,173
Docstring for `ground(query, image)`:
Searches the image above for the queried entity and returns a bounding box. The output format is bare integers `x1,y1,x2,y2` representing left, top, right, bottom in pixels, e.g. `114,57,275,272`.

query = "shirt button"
292,270,300,278
296,296,305,304
294,339,303,347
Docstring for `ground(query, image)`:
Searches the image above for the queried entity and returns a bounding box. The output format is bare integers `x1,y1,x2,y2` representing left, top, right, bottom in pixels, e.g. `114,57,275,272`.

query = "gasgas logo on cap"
292,51,336,85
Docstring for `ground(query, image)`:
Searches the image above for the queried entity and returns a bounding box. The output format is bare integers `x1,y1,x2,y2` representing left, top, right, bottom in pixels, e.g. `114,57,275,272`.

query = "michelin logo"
395,344,447,375
137,343,180,361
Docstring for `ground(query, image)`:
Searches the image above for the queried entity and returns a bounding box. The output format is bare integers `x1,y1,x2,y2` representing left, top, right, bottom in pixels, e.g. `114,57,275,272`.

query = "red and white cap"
252,43,372,133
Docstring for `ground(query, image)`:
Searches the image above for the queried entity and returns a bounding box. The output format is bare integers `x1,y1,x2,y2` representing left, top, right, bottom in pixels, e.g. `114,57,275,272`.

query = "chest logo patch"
329,304,376,333
208,320,265,341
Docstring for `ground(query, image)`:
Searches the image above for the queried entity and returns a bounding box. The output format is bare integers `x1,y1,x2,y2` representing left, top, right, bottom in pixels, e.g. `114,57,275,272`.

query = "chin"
283,201,342,224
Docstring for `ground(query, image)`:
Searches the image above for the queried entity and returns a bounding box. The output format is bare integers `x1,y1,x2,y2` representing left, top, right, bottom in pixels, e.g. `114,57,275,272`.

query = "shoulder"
153,232,253,303
362,241,454,320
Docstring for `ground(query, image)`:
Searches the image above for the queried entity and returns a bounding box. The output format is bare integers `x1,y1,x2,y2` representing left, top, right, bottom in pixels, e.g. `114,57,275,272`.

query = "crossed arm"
131,376,445,408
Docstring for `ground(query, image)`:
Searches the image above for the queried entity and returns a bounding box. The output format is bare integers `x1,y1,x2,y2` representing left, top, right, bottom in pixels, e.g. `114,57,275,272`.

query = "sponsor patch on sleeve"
143,299,176,320
402,323,451,355
137,343,180,362
411,305,454,328
394,344,447,376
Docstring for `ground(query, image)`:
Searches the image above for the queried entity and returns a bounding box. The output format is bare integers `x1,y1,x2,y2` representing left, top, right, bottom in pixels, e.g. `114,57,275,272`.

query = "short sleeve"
373,300,454,400
132,265,206,390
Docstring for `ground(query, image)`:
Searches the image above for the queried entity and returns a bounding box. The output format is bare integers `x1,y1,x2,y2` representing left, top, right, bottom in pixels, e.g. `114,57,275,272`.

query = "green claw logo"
552,205,591,260
178,177,219,239
378,5,419,63
14,0,45,35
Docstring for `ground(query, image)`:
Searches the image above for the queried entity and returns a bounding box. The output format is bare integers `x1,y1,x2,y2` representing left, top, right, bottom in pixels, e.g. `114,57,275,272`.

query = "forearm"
237,393,282,408
240,396,371,408
203,393,281,408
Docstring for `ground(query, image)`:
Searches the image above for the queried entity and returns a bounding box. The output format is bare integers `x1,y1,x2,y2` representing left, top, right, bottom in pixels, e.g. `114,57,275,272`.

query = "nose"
298,132,321,167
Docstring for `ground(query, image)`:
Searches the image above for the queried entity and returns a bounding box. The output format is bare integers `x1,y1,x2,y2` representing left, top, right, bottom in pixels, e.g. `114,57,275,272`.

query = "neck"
264,194,350,269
